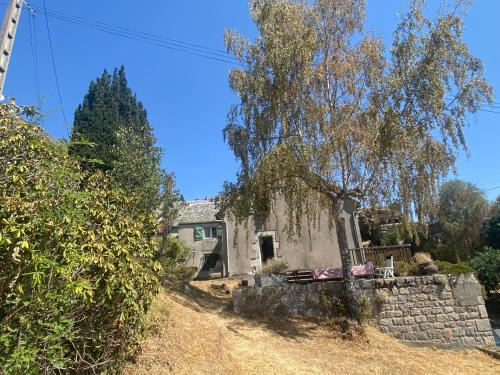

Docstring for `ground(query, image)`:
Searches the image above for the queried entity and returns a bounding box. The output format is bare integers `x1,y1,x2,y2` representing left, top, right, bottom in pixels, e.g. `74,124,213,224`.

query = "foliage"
433,260,474,275
482,215,500,249
261,258,288,275
70,66,150,171
157,236,195,284
70,66,181,217
395,261,418,276
0,106,160,373
430,180,489,261
469,248,500,294
221,0,491,320
396,259,473,277
490,195,500,217
108,125,179,216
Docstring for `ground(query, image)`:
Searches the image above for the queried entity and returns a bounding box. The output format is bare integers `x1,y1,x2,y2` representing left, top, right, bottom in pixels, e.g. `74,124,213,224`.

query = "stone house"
170,196,363,278
169,198,224,279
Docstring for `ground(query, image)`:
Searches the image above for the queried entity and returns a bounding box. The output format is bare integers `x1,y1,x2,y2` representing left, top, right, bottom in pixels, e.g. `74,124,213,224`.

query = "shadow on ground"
167,280,326,340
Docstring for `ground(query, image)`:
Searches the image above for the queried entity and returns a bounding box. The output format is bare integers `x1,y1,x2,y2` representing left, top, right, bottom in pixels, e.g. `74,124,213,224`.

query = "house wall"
225,197,361,276
176,222,223,274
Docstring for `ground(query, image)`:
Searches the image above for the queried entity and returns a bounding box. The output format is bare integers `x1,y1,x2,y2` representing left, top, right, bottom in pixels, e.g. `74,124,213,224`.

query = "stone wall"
232,274,495,347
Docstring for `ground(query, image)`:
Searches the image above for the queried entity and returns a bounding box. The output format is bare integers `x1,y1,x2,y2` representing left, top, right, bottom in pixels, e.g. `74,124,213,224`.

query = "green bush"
395,261,418,276
157,236,195,283
395,260,473,277
469,248,500,294
0,106,160,373
433,260,474,275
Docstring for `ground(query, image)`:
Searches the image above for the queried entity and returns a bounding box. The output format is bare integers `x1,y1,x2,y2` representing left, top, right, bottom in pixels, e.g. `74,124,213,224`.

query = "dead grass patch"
124,279,499,375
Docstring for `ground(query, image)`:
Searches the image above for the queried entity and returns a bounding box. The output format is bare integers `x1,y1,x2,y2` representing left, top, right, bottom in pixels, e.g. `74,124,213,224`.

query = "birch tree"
222,0,492,320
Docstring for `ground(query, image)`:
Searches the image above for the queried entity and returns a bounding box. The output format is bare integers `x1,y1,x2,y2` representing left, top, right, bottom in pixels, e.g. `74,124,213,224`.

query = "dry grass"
414,252,432,265
124,279,499,375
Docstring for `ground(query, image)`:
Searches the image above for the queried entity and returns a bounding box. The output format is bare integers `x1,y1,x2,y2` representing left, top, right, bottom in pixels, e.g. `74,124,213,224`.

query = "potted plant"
414,252,438,276
255,258,288,287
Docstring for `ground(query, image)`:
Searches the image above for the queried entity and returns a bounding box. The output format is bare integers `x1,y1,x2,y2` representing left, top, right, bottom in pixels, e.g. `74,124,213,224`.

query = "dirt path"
124,279,499,375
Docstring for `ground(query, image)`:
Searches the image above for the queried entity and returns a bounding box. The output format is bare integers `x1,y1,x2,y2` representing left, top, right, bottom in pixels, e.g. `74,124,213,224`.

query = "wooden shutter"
194,226,203,241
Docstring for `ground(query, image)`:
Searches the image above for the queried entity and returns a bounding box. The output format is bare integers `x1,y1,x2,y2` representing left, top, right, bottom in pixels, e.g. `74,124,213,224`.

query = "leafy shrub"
433,260,474,275
395,261,418,276
261,257,287,275
469,248,500,294
0,106,160,373
156,236,196,283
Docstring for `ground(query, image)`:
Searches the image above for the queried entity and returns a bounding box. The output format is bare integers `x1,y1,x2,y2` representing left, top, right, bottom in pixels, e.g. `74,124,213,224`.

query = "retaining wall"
232,274,495,347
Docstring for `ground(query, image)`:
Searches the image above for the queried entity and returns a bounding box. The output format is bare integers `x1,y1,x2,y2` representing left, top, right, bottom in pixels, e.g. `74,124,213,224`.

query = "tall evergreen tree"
70,66,152,171
70,66,178,215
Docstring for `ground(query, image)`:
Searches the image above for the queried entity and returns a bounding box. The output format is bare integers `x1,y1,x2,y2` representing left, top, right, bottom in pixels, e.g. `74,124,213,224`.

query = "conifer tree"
70,66,152,171
70,66,178,216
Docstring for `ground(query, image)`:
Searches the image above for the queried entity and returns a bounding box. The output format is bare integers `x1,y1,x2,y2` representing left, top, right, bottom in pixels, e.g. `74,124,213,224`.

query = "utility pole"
0,0,24,101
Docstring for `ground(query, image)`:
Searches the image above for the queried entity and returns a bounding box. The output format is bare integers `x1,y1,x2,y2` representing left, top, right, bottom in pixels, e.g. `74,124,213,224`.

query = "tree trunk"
333,198,360,322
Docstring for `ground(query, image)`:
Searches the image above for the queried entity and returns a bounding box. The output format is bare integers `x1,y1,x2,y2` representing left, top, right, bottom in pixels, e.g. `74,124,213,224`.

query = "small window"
202,225,221,239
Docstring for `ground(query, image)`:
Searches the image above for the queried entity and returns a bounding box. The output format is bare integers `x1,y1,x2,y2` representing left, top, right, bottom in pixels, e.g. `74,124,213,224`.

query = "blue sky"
3,0,499,200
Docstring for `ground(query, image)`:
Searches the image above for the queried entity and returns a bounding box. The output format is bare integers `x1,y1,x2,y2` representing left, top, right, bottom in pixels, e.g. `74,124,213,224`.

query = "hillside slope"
124,280,499,375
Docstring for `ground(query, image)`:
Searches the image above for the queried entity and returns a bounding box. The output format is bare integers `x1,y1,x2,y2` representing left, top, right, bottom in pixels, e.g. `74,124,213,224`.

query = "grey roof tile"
173,199,218,225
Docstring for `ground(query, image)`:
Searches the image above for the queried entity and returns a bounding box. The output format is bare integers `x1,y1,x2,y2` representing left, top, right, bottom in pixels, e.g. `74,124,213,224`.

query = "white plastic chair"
376,256,394,278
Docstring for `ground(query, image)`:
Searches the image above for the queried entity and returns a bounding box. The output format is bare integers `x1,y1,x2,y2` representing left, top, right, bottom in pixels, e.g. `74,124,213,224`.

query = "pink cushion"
312,263,374,280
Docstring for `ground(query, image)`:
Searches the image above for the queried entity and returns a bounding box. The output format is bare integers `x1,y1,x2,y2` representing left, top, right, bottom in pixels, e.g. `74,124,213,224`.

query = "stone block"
436,314,448,322
478,305,488,319
378,318,392,326
442,328,453,340
416,332,428,340
404,317,416,325
422,285,434,294
466,312,479,320
463,337,476,346
404,333,417,341
432,307,444,315
393,318,403,326
410,308,421,316
415,316,426,324
393,310,403,318
476,319,492,332
433,275,447,285
420,323,433,331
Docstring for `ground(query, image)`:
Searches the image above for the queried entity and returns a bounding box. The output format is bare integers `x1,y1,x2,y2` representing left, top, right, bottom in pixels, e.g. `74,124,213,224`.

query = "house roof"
173,199,219,225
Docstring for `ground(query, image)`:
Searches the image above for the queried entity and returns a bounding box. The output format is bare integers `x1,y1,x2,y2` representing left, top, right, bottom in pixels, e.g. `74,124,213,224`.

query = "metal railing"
349,244,412,266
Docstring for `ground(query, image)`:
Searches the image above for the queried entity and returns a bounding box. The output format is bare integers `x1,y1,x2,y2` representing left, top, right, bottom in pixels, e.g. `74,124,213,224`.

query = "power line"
485,185,500,192
45,12,242,66
42,0,69,137
30,5,243,67
34,5,238,60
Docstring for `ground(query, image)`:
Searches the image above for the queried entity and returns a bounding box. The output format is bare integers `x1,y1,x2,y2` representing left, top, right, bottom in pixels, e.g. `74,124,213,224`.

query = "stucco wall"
176,222,223,273
232,274,495,348
225,197,360,276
